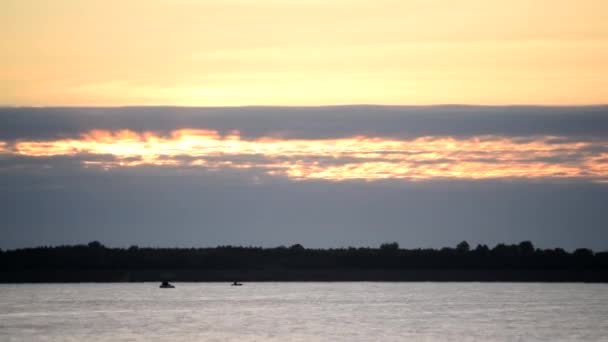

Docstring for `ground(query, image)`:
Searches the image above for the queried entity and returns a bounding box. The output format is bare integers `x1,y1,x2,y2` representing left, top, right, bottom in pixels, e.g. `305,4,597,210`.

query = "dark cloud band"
1,105,608,141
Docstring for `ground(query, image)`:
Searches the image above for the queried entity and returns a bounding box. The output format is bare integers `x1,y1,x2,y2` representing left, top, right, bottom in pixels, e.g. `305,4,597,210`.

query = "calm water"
0,283,607,341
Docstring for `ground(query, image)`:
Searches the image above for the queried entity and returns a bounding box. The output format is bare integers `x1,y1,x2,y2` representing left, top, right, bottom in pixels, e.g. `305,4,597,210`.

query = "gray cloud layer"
1,106,607,250
2,105,608,140
2,164,607,250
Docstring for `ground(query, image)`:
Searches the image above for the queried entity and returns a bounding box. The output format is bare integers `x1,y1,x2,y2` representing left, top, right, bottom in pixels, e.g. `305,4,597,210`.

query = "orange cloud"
3,129,607,181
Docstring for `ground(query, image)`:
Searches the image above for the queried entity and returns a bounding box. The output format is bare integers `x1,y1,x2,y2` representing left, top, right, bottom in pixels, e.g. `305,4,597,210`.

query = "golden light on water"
4,129,607,181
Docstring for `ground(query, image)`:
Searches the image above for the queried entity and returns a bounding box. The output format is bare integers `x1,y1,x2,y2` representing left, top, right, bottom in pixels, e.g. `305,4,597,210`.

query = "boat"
231,281,243,286
160,281,175,288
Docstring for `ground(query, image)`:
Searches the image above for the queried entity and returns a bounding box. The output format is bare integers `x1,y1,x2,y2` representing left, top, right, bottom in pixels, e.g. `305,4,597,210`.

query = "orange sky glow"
2,0,608,106
4,129,607,181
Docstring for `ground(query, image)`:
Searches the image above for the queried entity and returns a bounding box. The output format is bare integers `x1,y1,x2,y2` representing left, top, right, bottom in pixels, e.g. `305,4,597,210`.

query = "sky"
2,0,608,106
1,1,607,250
1,106,607,250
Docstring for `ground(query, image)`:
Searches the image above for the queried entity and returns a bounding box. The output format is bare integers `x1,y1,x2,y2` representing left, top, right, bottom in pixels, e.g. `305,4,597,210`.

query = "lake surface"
0,283,607,341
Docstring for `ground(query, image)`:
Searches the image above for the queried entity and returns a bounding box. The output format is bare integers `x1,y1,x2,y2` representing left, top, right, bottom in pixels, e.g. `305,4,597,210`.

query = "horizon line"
4,241,605,254
3,103,608,110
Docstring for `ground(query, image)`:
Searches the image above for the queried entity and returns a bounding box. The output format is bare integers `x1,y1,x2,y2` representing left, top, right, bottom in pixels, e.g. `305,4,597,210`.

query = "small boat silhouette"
231,281,243,286
160,281,175,288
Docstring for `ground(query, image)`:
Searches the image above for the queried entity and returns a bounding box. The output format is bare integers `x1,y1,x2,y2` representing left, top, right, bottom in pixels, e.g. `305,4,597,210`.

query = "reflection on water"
0,283,607,341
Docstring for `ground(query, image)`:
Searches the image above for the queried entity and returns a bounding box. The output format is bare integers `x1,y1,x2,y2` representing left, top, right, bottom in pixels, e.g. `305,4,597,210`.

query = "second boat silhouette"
160,281,175,288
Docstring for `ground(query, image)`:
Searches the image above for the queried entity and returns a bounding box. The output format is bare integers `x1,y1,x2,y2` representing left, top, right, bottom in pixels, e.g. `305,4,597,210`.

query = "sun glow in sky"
5,129,607,181
2,0,608,106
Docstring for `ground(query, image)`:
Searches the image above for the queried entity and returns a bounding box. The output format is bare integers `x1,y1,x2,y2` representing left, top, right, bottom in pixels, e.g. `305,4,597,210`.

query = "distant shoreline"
2,269,607,283
3,242,607,283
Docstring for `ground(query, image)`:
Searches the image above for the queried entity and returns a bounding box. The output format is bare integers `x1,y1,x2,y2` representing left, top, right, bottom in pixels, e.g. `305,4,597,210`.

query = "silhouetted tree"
456,241,470,253
553,248,568,256
380,242,399,252
290,244,305,251
574,248,593,257
474,244,490,254
88,241,104,249
492,243,518,257
518,241,535,255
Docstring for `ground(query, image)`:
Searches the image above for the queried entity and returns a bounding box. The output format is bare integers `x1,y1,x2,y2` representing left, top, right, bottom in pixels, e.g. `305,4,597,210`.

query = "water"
0,283,607,341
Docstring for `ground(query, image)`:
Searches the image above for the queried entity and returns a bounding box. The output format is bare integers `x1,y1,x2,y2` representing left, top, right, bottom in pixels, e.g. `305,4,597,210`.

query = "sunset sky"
1,1,607,250
2,0,608,106
2,106,608,250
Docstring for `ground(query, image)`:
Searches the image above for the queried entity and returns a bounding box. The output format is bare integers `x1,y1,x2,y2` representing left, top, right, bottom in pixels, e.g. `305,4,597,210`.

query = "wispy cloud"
4,129,607,181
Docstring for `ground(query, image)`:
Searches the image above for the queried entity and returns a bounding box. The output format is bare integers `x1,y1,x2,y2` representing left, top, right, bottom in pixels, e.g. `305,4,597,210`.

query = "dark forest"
2,241,607,282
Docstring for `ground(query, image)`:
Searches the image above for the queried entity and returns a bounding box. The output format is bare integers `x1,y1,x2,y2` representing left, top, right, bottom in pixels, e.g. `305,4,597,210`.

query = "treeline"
1,241,607,271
